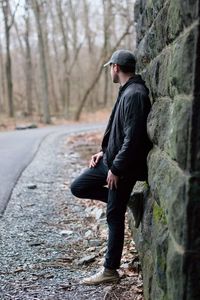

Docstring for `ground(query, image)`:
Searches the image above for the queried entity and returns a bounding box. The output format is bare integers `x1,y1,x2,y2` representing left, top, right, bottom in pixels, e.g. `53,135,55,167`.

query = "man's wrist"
110,165,121,177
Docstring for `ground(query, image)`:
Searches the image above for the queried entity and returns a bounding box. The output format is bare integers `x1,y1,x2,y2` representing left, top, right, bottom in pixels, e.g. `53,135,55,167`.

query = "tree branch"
8,0,21,30
69,40,84,74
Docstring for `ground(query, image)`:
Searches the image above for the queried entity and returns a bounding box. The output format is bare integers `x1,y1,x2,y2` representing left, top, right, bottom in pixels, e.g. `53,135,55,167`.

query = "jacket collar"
119,74,149,95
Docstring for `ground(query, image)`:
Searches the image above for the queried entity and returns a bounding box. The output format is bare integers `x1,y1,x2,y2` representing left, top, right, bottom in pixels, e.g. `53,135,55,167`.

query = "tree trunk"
43,2,59,115
103,68,109,106
83,0,93,54
49,0,62,112
102,0,112,106
0,37,6,114
82,0,97,109
5,18,13,117
32,0,50,124
1,0,14,117
68,0,77,52
24,0,33,116
13,20,25,57
56,0,70,119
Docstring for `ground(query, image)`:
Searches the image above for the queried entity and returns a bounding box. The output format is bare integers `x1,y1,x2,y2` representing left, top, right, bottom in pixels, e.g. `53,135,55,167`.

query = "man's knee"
70,179,81,198
71,176,90,198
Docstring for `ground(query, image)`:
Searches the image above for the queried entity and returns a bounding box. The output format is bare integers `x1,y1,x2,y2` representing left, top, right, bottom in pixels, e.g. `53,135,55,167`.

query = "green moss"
153,202,167,225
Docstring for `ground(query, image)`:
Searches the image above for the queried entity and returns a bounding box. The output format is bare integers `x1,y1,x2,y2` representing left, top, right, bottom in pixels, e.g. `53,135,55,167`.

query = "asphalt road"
0,123,105,216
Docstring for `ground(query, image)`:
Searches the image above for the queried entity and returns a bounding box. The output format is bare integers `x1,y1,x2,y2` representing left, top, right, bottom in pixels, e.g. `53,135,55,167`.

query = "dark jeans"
70,158,136,270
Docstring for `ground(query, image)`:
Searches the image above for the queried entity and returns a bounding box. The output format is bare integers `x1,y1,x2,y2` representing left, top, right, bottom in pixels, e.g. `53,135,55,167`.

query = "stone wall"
129,1,200,299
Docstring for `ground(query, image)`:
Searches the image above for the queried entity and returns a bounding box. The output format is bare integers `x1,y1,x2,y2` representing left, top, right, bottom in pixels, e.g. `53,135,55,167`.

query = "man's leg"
104,177,136,270
82,176,136,285
70,158,108,203
71,159,121,284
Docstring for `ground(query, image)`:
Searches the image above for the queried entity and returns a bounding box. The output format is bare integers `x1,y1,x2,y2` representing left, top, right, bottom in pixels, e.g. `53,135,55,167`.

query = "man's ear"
113,64,120,73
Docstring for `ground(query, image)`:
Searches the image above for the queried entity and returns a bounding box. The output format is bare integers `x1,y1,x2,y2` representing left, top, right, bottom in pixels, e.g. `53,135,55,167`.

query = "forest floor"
0,110,110,132
0,124,144,299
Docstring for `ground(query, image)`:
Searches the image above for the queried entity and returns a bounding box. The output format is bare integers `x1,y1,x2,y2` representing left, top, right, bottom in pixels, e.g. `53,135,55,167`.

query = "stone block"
147,96,192,169
135,35,151,71
134,0,149,44
136,3,198,74
153,201,167,227
148,147,187,244
144,40,195,101
166,237,185,300
151,0,166,11
146,51,171,99
136,2,170,66
145,0,159,28
150,228,168,300
129,197,169,299
128,184,154,245
168,26,198,97
166,0,184,43
147,97,172,151
135,0,167,45
168,96,192,169
152,0,197,43
151,203,168,298
180,0,199,26
141,249,154,300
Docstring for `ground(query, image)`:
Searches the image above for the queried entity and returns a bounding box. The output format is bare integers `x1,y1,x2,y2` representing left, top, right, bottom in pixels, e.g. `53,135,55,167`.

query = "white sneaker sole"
81,276,120,285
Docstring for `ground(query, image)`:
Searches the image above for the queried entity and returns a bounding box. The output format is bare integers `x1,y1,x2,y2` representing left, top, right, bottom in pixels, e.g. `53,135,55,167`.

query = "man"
71,49,152,285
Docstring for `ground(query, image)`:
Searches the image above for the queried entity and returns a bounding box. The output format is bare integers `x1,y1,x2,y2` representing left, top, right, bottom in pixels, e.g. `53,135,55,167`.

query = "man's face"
110,64,119,83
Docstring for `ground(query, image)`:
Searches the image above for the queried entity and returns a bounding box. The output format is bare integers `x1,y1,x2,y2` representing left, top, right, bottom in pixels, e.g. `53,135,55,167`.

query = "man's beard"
113,73,119,83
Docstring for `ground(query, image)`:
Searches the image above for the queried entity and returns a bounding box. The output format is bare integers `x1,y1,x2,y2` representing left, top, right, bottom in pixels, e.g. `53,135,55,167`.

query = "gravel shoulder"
0,130,143,300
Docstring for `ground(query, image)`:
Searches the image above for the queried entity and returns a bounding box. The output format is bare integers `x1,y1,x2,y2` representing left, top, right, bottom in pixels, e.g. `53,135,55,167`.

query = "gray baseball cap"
104,49,136,67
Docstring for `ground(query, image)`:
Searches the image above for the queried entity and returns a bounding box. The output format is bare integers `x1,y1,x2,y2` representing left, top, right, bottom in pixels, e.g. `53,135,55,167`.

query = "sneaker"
81,268,120,285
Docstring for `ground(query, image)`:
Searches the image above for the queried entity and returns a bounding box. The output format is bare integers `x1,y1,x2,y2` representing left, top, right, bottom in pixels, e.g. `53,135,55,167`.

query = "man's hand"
89,151,103,168
107,170,119,190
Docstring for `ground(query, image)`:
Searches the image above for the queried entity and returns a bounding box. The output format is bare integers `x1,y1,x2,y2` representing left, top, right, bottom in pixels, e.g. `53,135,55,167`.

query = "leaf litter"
0,130,144,299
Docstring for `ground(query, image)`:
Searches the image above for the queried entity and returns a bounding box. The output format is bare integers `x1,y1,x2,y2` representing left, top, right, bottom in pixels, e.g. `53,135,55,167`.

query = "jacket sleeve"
110,92,147,176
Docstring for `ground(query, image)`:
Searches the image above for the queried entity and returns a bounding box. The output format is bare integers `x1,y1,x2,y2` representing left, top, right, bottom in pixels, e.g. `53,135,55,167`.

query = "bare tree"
68,0,77,52
49,0,62,112
13,18,25,57
43,1,59,115
24,0,33,116
82,0,93,54
32,0,50,124
0,36,6,113
116,0,135,49
1,0,19,117
56,0,70,118
102,0,112,106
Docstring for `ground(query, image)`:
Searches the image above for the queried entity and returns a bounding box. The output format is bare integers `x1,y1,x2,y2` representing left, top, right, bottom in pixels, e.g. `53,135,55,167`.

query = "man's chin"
113,78,119,83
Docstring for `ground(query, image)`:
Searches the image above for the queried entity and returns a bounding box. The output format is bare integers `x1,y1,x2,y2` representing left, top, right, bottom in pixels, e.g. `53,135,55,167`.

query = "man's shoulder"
123,82,149,98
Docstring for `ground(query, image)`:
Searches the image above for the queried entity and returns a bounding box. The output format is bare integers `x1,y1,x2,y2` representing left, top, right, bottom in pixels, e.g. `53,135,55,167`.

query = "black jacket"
101,75,152,181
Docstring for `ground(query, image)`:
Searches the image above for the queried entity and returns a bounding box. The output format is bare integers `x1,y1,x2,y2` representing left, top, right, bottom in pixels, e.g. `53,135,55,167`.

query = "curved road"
0,123,105,216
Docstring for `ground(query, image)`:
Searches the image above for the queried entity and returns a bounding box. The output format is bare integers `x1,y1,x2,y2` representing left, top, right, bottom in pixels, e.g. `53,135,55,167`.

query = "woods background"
0,0,135,124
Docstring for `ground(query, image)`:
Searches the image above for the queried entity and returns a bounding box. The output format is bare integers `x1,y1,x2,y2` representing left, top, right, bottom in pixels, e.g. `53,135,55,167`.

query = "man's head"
104,49,136,84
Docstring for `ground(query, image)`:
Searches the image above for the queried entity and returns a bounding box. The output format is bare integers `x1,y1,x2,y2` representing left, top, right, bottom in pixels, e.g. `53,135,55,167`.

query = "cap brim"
103,61,111,67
